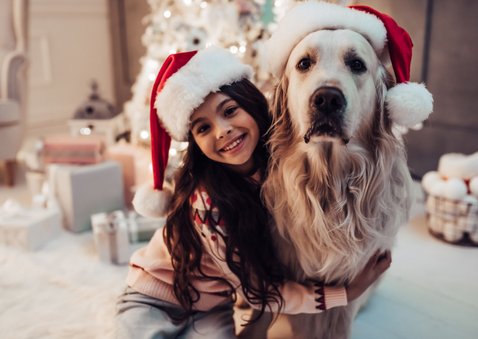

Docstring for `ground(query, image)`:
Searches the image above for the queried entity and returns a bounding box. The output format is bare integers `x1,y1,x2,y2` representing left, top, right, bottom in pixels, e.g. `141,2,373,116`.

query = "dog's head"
268,3,433,148
277,29,390,145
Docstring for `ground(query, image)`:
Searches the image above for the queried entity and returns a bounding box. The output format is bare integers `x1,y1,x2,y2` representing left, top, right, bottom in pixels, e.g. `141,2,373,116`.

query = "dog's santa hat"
266,1,433,127
132,46,253,218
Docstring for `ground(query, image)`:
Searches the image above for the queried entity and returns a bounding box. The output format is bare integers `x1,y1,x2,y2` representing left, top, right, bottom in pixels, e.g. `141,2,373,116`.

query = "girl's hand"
346,250,392,302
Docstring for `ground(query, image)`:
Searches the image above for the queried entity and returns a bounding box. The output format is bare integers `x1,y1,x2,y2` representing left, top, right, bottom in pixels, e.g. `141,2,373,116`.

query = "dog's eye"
347,59,367,73
297,57,312,72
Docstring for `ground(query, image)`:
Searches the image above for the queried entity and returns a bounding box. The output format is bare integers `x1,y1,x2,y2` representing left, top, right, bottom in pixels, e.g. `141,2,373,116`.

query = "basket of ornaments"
422,152,478,246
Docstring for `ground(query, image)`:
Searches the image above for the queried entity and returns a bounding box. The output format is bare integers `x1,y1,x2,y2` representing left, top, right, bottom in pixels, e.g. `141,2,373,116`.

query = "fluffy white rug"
0,230,131,339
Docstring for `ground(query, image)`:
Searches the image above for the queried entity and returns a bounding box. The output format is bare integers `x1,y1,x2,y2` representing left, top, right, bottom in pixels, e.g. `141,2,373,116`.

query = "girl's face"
190,92,260,175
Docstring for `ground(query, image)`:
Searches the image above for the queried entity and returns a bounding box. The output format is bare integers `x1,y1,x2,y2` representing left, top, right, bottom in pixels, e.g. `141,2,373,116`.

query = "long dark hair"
164,78,284,324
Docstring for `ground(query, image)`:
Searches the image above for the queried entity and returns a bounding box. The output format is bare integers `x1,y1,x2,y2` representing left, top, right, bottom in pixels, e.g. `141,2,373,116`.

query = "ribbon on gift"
0,199,26,219
92,211,129,264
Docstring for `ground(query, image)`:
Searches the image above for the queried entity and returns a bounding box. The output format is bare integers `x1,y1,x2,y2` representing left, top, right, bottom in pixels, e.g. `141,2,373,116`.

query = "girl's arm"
191,189,391,314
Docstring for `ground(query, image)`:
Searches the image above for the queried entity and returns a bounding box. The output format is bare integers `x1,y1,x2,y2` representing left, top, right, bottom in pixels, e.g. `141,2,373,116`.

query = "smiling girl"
115,47,391,339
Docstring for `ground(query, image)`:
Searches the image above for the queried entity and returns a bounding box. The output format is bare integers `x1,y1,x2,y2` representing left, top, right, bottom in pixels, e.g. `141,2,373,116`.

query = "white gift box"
91,211,130,265
48,161,125,232
127,211,165,243
0,201,62,250
68,114,127,145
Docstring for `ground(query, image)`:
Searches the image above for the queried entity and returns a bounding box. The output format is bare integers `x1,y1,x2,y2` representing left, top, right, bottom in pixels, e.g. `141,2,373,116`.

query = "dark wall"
404,0,478,177
366,0,478,177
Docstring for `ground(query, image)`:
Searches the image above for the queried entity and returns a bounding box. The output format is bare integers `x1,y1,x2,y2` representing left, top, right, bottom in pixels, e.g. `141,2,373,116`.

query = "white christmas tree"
124,0,269,146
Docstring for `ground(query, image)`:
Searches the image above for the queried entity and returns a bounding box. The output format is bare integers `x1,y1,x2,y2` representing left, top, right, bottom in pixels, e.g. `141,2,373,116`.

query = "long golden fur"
261,30,413,338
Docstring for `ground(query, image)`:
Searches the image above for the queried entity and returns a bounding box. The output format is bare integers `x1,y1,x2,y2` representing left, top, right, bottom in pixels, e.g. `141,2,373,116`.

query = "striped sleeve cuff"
313,282,348,311
323,285,348,309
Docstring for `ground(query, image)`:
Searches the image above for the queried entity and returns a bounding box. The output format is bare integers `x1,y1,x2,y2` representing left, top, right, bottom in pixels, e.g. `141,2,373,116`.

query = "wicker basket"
425,195,478,246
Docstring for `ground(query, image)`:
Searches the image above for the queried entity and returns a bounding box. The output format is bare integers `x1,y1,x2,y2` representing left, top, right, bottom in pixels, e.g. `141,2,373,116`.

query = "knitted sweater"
126,188,348,313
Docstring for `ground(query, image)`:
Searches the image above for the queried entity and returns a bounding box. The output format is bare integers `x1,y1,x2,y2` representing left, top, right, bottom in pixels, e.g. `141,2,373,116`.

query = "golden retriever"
260,28,413,338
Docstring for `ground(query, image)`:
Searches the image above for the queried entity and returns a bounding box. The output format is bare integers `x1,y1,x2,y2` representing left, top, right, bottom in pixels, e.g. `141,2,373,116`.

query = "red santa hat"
266,2,433,128
133,46,253,218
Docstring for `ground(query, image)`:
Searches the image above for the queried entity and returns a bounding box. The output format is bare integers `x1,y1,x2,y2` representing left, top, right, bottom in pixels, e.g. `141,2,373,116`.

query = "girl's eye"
224,106,238,117
196,124,210,134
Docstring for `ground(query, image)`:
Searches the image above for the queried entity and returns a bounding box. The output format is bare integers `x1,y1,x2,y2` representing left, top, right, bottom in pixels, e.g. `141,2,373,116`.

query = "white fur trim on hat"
132,184,173,218
155,46,253,141
386,82,433,127
266,1,386,78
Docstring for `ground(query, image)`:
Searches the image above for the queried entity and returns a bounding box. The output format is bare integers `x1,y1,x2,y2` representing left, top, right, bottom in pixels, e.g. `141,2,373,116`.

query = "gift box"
43,135,105,165
127,211,165,243
68,114,127,145
91,211,130,265
105,142,152,206
0,200,62,250
48,161,125,232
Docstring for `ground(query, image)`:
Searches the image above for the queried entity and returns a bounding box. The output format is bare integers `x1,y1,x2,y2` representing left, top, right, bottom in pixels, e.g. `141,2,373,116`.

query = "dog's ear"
270,76,291,128
374,66,395,133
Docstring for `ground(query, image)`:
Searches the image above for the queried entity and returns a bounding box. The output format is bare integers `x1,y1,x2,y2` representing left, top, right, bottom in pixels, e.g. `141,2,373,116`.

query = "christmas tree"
124,0,269,146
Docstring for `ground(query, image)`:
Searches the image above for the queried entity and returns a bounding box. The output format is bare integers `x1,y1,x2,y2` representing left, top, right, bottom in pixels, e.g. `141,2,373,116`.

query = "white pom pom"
132,184,173,218
438,153,465,178
438,152,478,179
421,171,442,194
429,180,447,198
443,178,467,200
386,82,433,127
470,177,478,196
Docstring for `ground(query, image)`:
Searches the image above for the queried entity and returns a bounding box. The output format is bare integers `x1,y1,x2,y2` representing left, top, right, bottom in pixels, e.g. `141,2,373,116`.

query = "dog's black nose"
312,87,346,116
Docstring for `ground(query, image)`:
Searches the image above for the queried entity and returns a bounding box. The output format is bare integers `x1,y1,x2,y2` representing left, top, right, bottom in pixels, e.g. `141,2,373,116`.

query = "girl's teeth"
223,137,242,151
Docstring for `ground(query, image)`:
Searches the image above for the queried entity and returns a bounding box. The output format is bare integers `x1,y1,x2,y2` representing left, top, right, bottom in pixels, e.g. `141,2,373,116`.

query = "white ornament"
470,176,478,197
421,171,442,194
438,152,478,179
443,178,467,201
429,180,447,198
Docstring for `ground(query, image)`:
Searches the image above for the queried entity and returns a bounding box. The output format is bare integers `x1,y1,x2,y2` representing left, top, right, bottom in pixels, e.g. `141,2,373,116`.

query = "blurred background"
1,0,477,183
0,1,477,339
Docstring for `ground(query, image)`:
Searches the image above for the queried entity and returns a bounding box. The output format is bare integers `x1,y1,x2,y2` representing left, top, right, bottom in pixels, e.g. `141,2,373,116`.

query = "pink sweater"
126,188,347,313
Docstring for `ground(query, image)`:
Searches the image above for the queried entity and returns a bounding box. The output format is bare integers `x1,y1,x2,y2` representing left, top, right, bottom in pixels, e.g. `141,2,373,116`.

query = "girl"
116,46,391,339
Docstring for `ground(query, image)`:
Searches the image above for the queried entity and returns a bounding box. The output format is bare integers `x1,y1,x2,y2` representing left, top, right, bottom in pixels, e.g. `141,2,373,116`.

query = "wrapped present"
43,135,105,165
48,161,125,232
105,142,152,206
69,114,127,145
91,211,130,265
127,211,165,243
0,200,62,250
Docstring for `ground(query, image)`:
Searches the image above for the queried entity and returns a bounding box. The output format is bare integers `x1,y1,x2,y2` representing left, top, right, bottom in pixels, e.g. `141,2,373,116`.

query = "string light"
140,130,150,140
79,127,92,136
163,10,171,18
229,45,239,54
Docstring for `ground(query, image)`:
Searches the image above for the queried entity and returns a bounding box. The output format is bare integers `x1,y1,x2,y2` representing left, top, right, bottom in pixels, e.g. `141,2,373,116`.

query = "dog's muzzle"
304,87,348,144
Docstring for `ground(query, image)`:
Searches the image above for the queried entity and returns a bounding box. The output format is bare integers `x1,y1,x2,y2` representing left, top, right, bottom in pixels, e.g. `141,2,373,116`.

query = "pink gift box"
106,142,152,206
43,135,105,165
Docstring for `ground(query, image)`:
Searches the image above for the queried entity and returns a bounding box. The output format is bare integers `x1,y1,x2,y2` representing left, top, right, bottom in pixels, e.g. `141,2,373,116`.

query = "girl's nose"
216,120,233,139
218,127,232,139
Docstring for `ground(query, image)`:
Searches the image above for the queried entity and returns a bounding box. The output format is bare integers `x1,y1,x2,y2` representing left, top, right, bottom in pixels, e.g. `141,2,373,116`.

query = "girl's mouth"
220,134,245,152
